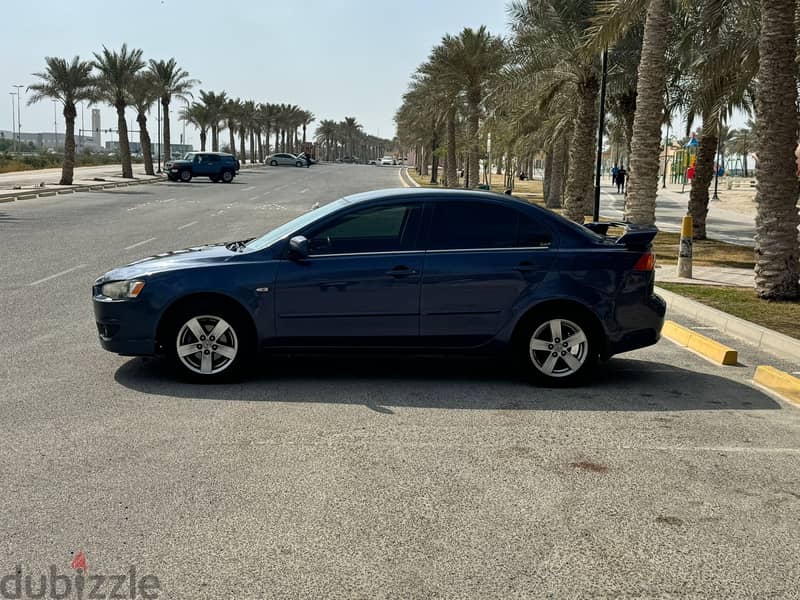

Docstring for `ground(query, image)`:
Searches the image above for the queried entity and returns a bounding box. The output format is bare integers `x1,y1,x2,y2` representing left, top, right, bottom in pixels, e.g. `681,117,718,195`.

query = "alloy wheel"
176,315,238,375
529,318,588,378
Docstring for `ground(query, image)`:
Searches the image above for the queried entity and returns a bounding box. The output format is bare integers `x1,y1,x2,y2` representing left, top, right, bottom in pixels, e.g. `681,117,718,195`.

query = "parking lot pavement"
1,165,798,598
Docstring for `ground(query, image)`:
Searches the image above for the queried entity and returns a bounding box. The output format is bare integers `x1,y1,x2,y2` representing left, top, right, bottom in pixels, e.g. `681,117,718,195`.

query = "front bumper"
93,296,157,356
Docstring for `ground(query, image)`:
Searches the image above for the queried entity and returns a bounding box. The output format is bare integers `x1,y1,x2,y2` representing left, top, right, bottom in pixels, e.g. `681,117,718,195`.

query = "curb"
754,366,800,407
400,167,420,188
0,175,166,202
655,285,800,362
662,320,738,365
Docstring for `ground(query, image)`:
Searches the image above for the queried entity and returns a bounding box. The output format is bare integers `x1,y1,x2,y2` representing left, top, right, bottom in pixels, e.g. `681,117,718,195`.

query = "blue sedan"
93,188,665,385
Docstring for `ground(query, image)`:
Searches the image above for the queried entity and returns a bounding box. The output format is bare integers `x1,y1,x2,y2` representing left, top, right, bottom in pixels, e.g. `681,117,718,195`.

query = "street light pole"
9,92,16,154
662,122,670,189
593,46,609,223
14,84,24,150
53,100,58,149
157,101,162,173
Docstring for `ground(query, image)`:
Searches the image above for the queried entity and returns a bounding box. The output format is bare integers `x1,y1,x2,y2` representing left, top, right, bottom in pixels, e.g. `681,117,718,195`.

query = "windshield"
183,153,195,160
245,199,347,251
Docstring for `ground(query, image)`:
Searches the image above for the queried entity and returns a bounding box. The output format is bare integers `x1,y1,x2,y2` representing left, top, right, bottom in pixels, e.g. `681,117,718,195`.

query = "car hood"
166,159,190,167
96,242,249,283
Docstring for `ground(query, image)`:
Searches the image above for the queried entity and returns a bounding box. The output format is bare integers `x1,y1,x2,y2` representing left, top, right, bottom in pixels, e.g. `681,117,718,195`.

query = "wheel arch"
156,291,258,352
510,298,609,359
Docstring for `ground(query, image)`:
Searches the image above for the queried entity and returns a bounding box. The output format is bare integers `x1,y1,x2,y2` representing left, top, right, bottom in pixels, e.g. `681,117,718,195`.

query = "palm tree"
27,56,94,185
224,98,242,159
753,0,799,300
730,122,754,176
198,90,228,151
181,102,212,151
315,119,338,161
92,44,145,178
300,110,315,145
590,0,673,226
127,72,159,175
342,116,362,158
149,58,197,162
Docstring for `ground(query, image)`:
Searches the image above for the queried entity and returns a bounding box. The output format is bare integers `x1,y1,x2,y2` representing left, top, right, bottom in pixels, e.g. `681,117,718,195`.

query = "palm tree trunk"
116,104,134,178
137,111,155,176
211,125,219,152
228,121,236,158
257,129,264,162
161,98,171,162
239,128,246,162
687,112,718,239
446,106,457,188
543,148,553,205
466,88,481,188
250,129,256,163
548,134,567,209
754,0,800,300
564,76,599,223
624,0,671,226
200,129,207,152
60,103,77,185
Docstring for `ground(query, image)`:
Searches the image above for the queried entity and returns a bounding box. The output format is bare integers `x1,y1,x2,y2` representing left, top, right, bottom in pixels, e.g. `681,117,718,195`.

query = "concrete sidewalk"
656,264,753,288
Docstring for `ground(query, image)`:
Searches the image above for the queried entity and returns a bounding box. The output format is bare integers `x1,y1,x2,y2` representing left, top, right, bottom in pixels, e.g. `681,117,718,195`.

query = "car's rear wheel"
221,169,234,183
516,311,597,386
270,160,278,166
179,169,192,182
166,302,252,382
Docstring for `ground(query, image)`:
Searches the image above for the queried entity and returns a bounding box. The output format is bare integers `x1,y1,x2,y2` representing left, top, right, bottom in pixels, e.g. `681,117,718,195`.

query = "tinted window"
429,201,517,250
517,214,552,247
206,154,220,163
309,204,421,255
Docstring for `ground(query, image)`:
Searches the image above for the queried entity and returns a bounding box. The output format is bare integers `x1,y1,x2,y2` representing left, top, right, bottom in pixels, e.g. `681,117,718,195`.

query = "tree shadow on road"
114,354,781,412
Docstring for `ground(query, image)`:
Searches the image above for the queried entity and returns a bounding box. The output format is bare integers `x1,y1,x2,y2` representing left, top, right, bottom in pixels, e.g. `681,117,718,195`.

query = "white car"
380,156,395,166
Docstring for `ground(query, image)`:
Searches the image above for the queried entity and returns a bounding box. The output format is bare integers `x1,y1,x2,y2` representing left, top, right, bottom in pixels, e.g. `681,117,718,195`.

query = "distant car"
166,152,240,183
296,152,317,165
368,158,378,165
267,153,304,167
92,188,665,384
337,156,358,164
381,156,394,166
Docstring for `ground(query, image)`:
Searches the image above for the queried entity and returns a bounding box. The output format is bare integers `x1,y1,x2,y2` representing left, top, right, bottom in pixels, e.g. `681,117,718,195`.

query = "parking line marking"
162,197,175,203
262,191,271,196
177,221,197,230
248,196,259,201
29,264,87,286
275,185,287,191
124,237,157,250
242,186,256,192
299,188,309,194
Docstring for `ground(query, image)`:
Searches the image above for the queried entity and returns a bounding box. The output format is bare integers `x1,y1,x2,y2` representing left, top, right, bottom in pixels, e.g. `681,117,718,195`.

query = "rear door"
275,201,425,341
420,199,555,345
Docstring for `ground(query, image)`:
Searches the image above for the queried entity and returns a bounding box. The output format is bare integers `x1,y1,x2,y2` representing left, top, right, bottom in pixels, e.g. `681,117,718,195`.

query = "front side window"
308,204,422,255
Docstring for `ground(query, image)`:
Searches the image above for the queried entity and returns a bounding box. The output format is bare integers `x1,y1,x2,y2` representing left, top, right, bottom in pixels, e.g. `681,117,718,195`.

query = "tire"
209,175,220,183
221,169,234,183
295,161,303,167
165,300,253,382
515,309,598,386
270,160,278,166
179,169,192,182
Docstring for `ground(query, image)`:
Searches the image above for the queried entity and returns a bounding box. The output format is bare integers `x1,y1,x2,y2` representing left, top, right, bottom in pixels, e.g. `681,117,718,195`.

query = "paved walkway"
600,182,756,247
656,265,753,288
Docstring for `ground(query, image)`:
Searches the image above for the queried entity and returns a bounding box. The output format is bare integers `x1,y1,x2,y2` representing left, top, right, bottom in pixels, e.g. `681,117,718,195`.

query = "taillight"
633,252,655,271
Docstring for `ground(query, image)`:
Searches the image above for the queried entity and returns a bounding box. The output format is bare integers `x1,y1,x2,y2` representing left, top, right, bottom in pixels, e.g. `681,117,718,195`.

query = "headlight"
100,280,145,299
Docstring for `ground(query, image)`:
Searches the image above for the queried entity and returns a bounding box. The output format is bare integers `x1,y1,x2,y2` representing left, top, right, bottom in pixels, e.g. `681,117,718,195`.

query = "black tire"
221,169,234,183
179,169,192,182
164,299,254,383
270,160,278,166
209,175,220,183
514,308,598,387
295,161,303,167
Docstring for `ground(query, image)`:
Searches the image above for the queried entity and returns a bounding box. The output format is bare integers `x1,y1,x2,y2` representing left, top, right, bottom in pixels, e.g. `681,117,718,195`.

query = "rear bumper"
607,293,666,356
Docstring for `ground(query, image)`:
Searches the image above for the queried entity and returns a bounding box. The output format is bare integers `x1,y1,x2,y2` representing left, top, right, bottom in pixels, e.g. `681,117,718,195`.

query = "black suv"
166,152,241,183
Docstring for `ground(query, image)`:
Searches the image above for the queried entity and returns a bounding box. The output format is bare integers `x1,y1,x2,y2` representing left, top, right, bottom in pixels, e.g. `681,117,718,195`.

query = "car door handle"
386,266,418,277
513,261,535,272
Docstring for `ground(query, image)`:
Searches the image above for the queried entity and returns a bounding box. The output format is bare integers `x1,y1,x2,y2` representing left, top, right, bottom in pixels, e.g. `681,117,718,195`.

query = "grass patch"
653,233,755,270
658,283,800,339
408,168,544,201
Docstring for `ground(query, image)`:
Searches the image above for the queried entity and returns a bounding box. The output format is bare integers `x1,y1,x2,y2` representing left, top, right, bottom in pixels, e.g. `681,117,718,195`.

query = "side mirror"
289,235,309,259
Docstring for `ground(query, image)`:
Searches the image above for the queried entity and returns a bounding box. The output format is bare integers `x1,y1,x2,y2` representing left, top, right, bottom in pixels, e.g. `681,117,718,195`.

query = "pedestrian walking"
611,163,619,187
305,153,311,168
616,165,627,194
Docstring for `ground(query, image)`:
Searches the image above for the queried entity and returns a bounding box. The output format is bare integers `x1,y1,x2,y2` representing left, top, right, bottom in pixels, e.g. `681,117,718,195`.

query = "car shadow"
114,354,781,412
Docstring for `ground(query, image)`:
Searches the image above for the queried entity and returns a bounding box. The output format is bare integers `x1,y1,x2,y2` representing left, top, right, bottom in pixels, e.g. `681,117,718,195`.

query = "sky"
0,0,510,149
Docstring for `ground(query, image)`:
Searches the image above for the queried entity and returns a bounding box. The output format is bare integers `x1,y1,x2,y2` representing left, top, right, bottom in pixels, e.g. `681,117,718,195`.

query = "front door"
275,202,425,341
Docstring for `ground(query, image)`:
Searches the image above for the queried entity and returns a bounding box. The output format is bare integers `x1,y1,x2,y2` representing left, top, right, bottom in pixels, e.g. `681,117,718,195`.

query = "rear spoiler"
584,221,658,249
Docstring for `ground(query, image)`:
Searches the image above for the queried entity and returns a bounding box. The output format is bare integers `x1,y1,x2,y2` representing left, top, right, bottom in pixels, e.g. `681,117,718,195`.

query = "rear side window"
428,201,551,250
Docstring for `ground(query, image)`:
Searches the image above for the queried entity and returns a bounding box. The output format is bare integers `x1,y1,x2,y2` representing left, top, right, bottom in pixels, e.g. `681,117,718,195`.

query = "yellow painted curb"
754,366,800,406
662,320,738,365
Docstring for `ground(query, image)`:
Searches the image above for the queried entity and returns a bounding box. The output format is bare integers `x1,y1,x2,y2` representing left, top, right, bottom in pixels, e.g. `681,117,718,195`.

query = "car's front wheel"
179,169,192,182
517,311,597,386
166,303,252,382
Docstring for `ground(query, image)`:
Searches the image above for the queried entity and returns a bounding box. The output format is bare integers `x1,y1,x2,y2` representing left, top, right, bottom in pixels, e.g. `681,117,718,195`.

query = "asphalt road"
1,164,799,599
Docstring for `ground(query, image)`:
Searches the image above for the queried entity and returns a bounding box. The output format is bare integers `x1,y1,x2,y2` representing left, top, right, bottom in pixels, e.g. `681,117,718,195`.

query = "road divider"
754,366,800,407
662,320,738,365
